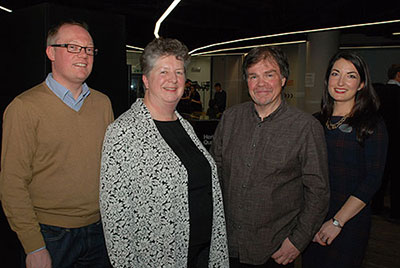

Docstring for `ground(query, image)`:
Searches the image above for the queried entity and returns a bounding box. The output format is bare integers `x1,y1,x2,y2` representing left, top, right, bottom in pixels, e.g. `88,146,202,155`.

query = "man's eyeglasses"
50,44,98,56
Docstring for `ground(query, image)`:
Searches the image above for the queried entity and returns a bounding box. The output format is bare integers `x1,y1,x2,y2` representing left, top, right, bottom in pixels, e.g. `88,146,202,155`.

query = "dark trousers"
187,242,210,268
230,257,295,268
21,221,111,268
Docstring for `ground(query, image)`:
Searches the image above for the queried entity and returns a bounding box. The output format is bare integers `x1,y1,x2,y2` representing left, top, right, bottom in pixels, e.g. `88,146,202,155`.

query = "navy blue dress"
302,117,388,268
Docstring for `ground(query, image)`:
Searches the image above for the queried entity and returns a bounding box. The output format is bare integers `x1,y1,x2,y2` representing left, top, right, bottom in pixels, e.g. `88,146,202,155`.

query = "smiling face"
328,58,364,107
46,24,94,90
142,55,185,109
247,58,286,117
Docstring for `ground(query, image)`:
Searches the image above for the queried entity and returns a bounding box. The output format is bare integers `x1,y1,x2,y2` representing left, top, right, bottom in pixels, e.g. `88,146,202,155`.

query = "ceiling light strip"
126,45,144,51
154,0,182,38
393,32,400,35
189,19,400,54
192,40,306,56
0,5,12,12
196,53,245,57
340,45,400,49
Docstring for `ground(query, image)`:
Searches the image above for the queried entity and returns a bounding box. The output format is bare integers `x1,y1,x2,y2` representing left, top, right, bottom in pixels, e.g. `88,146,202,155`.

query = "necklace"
326,116,348,130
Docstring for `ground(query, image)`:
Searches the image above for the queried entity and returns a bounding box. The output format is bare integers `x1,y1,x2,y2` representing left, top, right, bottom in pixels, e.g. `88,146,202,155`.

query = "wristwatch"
332,218,343,228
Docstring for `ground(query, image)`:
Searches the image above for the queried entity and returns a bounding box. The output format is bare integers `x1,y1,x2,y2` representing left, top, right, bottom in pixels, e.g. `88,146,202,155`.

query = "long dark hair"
318,51,380,144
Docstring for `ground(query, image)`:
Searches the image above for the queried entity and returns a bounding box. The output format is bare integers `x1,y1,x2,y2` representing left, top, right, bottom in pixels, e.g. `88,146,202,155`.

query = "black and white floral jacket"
100,98,229,267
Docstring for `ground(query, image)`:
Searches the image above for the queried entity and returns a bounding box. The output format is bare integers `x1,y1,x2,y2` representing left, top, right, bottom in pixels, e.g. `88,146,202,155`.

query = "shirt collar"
387,79,400,87
251,97,287,122
45,73,90,101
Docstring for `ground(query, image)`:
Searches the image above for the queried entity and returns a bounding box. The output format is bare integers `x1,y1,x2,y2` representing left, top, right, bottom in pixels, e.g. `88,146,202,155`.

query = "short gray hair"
140,37,190,76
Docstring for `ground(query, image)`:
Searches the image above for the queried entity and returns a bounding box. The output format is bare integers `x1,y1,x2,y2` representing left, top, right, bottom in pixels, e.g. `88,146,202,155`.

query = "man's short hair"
47,19,90,46
214,82,221,88
242,46,289,87
387,64,400,80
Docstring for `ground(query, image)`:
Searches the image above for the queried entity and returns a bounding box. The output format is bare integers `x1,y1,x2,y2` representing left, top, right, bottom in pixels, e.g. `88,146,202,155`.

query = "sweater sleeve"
106,96,114,123
0,98,45,253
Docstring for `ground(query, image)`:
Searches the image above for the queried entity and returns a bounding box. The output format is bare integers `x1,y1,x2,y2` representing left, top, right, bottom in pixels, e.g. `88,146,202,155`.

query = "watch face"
332,219,342,228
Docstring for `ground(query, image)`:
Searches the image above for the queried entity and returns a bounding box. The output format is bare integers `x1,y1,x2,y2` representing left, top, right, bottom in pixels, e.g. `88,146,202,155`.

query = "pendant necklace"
326,115,348,130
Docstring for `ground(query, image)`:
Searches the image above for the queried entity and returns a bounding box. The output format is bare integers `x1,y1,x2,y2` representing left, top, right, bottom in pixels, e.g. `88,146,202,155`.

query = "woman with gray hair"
99,37,229,268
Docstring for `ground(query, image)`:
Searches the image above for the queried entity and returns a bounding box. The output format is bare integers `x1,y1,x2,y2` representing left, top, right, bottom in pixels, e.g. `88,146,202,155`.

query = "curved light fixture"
340,45,400,49
0,5,12,12
192,40,307,56
189,19,400,54
126,45,144,51
154,0,182,38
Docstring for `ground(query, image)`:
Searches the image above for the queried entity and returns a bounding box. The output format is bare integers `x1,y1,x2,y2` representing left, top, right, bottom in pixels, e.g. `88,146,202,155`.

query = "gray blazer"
100,98,229,267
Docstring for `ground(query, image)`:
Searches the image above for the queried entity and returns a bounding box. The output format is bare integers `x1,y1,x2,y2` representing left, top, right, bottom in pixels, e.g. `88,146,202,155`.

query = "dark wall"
0,5,48,117
0,3,127,266
0,3,128,120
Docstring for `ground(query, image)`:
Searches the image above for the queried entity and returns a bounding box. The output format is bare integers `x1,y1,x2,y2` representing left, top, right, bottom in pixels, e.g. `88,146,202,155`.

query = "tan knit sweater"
0,82,114,253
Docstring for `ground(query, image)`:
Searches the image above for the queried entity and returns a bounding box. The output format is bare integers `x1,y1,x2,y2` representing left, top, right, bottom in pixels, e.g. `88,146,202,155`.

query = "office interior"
1,1,400,267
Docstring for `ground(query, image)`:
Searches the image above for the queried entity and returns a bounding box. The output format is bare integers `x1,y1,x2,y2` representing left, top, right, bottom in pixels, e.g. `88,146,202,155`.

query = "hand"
271,238,300,265
313,219,342,246
26,248,52,268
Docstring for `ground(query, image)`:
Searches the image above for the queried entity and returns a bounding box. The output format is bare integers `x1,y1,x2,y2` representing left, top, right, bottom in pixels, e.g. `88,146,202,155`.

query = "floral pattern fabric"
100,99,229,267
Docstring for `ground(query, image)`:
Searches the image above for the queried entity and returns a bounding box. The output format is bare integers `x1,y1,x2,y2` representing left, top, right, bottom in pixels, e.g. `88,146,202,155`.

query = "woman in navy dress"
302,51,388,268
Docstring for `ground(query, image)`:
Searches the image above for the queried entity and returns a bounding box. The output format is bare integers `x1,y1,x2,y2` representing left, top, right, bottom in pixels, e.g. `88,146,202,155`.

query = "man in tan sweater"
0,20,114,268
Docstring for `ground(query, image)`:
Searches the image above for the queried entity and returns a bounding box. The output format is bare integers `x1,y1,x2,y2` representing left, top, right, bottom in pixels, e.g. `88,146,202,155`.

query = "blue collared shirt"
387,79,400,87
45,73,91,111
